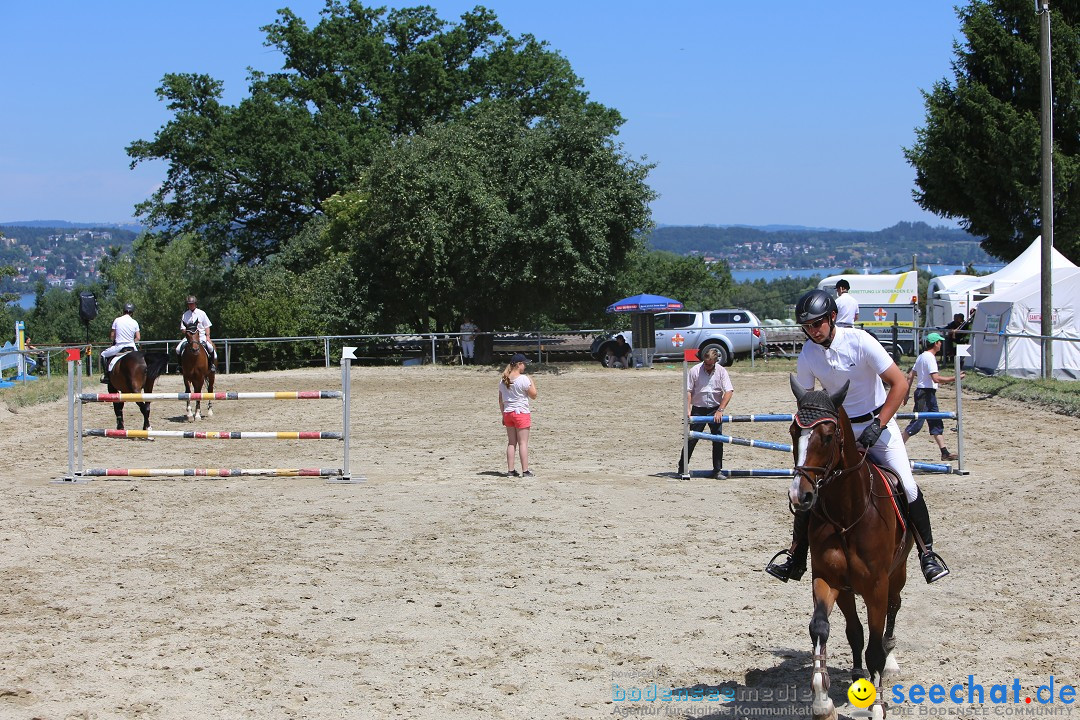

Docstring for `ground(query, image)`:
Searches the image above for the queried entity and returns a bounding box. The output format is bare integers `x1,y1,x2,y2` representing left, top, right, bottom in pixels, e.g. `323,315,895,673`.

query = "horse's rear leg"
113,402,125,431
810,579,839,720
883,592,902,672
837,590,865,681
205,372,214,418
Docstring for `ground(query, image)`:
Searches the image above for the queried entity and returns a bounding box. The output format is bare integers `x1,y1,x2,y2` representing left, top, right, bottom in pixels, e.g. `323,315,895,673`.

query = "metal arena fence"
4,324,1079,380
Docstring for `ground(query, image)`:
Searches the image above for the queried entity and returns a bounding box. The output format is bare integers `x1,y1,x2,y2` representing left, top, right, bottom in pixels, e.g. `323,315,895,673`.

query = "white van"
818,272,920,358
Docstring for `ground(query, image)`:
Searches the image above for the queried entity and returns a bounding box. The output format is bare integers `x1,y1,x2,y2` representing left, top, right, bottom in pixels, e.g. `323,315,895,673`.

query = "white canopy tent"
969,266,1080,379
926,237,1077,328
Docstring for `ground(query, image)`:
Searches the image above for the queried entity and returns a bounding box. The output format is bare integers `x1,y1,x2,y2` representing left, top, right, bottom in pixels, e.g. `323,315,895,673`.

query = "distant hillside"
0,224,138,293
1,220,144,232
647,221,997,269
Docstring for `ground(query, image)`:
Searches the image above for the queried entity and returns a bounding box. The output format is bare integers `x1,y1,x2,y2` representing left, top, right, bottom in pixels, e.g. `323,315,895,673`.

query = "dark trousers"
680,405,723,472
905,388,943,436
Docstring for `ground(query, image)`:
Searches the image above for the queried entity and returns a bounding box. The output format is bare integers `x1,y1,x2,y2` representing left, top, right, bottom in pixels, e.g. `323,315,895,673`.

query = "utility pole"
1037,0,1054,379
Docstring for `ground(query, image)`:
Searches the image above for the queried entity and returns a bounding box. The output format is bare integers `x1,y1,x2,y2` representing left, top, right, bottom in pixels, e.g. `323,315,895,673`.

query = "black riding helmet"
795,289,838,345
123,302,135,313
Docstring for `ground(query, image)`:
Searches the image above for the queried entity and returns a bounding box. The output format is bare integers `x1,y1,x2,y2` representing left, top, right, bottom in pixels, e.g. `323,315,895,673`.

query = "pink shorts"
502,411,532,429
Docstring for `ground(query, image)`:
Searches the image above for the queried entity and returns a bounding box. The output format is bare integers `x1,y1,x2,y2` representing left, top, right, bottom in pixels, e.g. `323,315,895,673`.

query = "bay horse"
788,375,913,720
106,351,169,431
180,322,216,421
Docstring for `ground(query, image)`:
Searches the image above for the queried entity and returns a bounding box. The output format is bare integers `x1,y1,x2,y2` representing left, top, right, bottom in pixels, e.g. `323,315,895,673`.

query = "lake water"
731,264,1006,283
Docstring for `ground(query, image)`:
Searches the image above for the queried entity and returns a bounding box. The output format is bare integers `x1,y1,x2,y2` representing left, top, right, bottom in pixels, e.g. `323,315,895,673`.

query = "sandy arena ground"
1,362,1077,720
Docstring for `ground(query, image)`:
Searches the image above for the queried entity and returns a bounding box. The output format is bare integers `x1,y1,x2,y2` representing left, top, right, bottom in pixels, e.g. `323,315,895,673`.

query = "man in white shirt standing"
178,295,217,373
833,279,859,327
677,346,734,478
100,303,140,384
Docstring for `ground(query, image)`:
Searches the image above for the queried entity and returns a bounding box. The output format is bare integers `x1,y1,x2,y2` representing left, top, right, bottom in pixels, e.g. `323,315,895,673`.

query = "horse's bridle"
791,416,872,536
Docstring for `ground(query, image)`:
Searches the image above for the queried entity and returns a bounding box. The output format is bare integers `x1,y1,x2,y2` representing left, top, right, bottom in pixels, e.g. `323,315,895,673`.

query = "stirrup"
920,550,950,583
765,549,806,583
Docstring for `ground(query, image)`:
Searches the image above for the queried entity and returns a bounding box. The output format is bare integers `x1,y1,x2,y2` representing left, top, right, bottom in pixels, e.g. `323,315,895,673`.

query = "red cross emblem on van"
874,307,887,321
672,333,685,347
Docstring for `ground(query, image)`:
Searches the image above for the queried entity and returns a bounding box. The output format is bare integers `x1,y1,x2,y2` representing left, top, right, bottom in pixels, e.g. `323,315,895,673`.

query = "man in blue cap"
901,332,964,461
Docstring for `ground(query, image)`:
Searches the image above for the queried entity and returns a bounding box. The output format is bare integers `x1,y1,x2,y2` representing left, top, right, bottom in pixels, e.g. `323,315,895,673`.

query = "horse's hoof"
884,651,899,672
206,409,213,418
186,415,194,423
812,699,837,720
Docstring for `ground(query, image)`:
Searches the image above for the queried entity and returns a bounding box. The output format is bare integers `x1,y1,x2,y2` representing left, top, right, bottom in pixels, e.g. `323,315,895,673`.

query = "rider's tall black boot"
765,510,810,582
908,489,950,583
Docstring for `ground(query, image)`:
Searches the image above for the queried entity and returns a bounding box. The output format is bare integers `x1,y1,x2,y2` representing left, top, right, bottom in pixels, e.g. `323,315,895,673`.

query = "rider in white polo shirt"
765,289,950,585
100,303,140,383
177,295,218,373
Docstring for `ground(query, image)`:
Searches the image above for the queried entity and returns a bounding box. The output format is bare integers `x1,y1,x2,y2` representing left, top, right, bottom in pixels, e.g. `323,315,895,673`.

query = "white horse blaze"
790,430,811,504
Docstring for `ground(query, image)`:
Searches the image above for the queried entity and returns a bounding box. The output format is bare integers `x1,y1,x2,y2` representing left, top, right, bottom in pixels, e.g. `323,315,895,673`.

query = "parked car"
591,309,765,367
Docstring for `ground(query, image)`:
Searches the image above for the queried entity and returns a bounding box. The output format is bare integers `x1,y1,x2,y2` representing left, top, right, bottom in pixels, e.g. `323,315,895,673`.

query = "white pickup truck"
591,309,766,367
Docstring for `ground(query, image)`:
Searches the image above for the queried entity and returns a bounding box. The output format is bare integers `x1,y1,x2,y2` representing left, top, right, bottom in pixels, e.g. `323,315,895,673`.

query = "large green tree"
96,234,226,343
905,0,1080,262
128,2,604,262
618,251,733,315
321,102,654,334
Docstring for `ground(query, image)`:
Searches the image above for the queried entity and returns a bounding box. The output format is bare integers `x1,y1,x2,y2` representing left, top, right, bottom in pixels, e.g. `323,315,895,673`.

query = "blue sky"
0,1,964,231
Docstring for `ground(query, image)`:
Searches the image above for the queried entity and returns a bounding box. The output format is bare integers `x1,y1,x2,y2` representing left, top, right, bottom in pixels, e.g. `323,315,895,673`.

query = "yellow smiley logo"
848,678,876,708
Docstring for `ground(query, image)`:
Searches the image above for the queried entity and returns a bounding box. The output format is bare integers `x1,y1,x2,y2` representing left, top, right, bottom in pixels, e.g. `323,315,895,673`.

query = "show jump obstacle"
678,350,967,479
61,347,364,483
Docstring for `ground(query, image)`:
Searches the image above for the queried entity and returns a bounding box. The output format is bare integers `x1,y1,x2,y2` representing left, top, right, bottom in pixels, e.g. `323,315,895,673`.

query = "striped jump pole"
84,429,343,440
689,430,953,474
690,430,793,454
686,469,795,478
63,347,365,484
690,412,957,424
79,390,343,402
83,468,343,478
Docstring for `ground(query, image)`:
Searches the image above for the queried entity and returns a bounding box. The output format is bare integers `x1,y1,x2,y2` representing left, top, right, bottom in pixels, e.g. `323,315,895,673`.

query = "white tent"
969,266,1080,379
926,237,1077,328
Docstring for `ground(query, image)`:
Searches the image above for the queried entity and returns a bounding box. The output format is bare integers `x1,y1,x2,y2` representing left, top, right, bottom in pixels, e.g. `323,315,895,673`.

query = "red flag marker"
65,348,81,361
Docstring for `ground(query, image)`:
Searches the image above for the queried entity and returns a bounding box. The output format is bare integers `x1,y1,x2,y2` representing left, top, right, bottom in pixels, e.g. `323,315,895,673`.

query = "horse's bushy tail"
144,352,170,385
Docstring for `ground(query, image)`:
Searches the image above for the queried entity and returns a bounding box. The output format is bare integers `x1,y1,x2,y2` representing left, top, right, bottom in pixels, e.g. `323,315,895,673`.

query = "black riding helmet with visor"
795,289,838,347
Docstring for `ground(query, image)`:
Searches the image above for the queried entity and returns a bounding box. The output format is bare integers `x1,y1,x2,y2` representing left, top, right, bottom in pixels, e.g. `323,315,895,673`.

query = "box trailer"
818,272,921,359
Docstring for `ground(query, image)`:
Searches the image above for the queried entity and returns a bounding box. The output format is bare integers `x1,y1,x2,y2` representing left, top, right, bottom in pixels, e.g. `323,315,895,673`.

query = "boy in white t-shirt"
902,332,964,461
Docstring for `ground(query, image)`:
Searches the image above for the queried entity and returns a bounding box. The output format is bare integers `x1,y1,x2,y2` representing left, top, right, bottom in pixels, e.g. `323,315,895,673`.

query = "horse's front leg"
184,378,195,423
837,590,865,681
137,401,152,433
862,584,891,720
810,578,839,720
113,401,125,431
